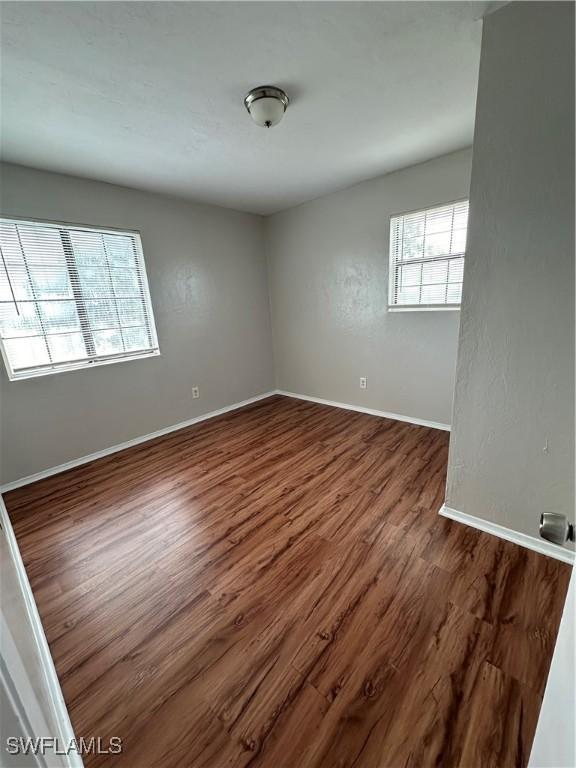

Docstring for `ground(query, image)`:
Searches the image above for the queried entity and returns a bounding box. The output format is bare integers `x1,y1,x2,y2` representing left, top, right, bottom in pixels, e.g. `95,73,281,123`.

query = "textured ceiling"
0,2,492,214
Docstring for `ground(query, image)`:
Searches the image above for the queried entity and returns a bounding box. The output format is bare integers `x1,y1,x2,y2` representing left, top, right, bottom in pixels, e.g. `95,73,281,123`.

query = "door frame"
0,496,83,767
529,566,576,767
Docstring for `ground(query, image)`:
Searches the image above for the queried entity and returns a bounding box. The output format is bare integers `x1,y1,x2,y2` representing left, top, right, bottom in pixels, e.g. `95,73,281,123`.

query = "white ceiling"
0,2,492,215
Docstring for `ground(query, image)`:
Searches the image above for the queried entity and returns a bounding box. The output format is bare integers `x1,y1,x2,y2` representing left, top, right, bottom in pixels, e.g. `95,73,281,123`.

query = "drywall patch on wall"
445,1,575,542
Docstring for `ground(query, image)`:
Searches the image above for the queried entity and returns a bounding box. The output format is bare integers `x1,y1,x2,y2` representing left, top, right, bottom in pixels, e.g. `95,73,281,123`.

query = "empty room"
0,1,574,767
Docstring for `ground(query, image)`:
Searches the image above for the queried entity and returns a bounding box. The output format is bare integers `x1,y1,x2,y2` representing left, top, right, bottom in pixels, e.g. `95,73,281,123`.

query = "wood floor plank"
457,662,542,768
4,394,571,768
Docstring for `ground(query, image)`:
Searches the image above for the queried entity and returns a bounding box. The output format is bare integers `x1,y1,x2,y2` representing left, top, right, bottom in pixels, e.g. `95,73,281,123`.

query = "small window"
0,218,159,380
388,200,469,310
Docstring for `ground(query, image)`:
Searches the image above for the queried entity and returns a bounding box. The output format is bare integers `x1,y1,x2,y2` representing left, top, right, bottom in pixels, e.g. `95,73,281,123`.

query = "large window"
388,199,469,310
0,218,159,380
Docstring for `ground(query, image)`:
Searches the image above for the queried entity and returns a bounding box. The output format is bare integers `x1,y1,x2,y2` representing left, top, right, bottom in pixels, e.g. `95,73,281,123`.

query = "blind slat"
0,218,159,379
388,200,469,308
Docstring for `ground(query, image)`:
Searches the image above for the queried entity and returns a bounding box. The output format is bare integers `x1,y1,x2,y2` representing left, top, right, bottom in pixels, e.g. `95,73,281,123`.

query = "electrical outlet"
360,377,367,390
192,386,200,399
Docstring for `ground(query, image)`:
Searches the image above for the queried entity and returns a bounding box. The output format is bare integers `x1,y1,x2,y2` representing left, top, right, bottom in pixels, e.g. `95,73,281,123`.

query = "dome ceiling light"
244,85,289,128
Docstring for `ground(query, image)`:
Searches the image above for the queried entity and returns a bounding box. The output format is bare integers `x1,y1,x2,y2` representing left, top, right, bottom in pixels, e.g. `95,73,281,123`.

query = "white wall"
445,1,575,543
0,681,31,768
0,164,274,485
0,498,79,767
266,149,472,426
529,569,576,767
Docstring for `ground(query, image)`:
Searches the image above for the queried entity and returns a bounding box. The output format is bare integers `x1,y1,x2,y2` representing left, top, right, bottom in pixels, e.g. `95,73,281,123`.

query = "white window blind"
388,199,469,309
0,218,159,380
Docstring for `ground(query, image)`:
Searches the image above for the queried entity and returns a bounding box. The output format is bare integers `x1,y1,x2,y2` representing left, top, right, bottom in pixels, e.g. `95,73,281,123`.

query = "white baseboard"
1,389,449,494
0,498,84,766
276,390,451,432
0,391,276,494
439,504,575,565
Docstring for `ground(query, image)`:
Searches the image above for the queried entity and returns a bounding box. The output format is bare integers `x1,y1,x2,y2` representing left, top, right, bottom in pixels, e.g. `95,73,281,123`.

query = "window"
388,199,469,310
0,218,159,380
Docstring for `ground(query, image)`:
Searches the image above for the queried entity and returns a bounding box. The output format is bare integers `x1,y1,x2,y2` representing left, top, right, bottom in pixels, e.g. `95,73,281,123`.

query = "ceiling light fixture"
244,85,289,128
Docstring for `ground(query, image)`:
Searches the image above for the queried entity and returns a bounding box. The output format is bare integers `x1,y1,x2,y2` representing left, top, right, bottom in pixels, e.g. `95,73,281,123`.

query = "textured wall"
0,164,274,484
266,149,472,426
446,1,575,542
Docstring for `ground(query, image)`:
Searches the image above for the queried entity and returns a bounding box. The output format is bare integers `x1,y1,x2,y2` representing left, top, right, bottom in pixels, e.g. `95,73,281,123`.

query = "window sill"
5,348,161,381
388,305,461,313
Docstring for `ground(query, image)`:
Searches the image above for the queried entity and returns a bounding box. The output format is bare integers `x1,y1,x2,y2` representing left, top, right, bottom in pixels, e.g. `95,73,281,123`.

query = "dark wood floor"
4,395,571,768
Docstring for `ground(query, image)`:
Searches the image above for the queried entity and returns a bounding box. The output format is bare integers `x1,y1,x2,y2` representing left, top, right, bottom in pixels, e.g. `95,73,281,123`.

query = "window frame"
387,198,468,312
0,216,160,381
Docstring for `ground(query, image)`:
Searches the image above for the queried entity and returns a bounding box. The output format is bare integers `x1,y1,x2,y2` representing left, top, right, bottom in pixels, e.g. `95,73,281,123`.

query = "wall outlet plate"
360,377,367,389
192,387,200,399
